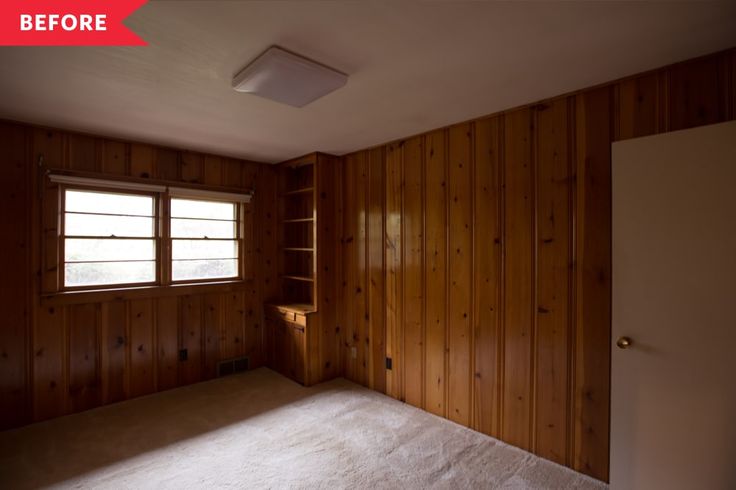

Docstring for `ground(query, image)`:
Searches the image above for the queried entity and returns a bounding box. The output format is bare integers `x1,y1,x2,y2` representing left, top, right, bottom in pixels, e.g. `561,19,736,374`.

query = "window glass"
170,198,238,281
63,189,155,287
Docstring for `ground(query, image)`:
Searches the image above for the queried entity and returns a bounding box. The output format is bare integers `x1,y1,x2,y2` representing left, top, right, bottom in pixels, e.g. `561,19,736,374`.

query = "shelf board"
283,217,315,223
281,275,315,283
283,187,314,196
283,247,314,252
266,303,316,315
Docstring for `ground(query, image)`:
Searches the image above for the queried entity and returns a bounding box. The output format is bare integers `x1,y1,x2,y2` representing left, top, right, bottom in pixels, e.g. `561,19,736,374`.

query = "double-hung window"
63,189,158,287
170,197,239,282
55,177,249,290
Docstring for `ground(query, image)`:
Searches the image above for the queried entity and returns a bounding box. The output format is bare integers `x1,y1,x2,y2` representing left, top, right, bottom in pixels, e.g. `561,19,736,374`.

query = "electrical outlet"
351,346,357,359
178,348,188,361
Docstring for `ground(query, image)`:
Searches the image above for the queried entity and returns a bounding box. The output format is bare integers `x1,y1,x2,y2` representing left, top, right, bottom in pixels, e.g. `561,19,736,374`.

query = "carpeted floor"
0,368,606,489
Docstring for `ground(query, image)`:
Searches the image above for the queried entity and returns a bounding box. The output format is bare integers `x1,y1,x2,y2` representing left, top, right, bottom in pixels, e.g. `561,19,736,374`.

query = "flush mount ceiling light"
232,46,348,108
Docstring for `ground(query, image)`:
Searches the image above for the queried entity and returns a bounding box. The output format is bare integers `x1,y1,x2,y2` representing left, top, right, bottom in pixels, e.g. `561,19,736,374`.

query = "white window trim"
48,173,253,202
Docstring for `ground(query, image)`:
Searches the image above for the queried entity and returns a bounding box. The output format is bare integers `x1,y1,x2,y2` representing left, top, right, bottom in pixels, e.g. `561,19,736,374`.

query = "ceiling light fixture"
232,46,348,108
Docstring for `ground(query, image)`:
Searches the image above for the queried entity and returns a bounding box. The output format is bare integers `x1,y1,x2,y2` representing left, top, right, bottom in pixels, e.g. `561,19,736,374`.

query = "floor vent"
217,356,249,377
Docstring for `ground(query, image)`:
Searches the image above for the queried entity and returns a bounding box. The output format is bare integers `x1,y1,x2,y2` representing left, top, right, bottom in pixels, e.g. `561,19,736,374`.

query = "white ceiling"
1,1,735,163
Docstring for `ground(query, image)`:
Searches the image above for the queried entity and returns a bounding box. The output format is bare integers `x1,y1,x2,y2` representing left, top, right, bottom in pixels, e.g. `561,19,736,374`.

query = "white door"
611,121,736,490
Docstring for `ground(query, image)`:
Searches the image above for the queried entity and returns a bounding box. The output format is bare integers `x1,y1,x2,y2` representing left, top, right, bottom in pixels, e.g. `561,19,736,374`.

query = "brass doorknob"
616,336,632,349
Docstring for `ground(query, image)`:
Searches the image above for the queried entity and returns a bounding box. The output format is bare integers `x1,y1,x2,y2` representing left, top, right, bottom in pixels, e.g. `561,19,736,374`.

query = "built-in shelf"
281,275,315,282
278,158,316,308
283,217,315,223
283,187,314,196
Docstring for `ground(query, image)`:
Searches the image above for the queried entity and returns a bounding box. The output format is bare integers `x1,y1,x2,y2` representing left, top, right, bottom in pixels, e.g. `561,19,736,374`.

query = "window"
170,198,239,281
54,176,250,290
63,189,157,287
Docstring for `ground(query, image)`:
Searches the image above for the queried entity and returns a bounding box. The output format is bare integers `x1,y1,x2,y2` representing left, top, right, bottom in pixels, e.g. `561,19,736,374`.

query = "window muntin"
170,198,239,282
63,189,156,288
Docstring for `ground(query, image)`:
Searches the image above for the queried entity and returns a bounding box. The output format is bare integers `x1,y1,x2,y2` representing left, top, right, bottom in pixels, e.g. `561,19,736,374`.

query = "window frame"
58,184,247,292
60,185,162,291
166,194,245,286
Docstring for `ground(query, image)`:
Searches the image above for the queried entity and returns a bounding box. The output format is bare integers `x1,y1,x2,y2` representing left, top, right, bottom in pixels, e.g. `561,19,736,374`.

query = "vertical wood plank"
40,183,60,294
256,165,279,303
100,301,127,404
203,293,222,379
223,291,245,359
472,116,502,437
157,297,179,391
33,305,66,421
385,144,402,399
502,108,534,450
181,152,204,184
243,283,261,367
668,55,728,131
367,147,386,393
574,87,612,481
448,123,473,426
424,129,447,417
179,294,203,385
130,143,155,178
67,133,98,171
241,162,258,190
224,158,243,187
100,140,128,175
256,165,279,369
534,99,571,465
340,154,358,381
204,155,224,186
156,148,179,181
128,298,155,397
68,303,100,413
402,136,424,409
316,155,340,380
617,73,661,141
354,153,369,386
33,127,64,169
35,129,64,293
0,122,29,428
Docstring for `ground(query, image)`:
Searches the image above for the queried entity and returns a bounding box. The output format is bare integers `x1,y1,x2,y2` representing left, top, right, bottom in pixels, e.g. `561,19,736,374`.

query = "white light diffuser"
232,46,347,107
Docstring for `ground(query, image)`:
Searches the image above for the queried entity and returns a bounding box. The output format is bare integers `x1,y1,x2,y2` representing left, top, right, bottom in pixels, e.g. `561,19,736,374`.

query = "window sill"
41,279,253,306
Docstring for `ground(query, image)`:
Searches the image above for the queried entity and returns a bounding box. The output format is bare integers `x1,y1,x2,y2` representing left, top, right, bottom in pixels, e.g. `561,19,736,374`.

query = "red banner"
0,0,147,46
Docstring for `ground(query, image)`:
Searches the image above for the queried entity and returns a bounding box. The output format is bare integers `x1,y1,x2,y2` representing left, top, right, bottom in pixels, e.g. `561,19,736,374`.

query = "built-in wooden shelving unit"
264,152,339,387
278,157,316,306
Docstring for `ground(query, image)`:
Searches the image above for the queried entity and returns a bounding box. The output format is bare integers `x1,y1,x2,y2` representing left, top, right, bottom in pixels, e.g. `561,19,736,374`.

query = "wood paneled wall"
337,48,736,481
0,122,279,429
1,46,734,482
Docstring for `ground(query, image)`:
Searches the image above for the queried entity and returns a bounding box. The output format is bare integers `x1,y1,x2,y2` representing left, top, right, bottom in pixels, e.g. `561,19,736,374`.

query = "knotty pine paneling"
0,122,30,429
100,301,127,404
383,144,401,399
157,297,180,392
573,86,613,478
402,136,424,409
423,130,447,418
0,121,278,430
315,154,342,381
501,108,534,451
366,148,386,393
534,97,572,465
337,48,736,482
471,116,502,438
447,123,473,427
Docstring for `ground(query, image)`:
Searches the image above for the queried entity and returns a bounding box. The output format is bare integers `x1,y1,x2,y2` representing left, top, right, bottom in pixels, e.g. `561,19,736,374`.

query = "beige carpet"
0,368,606,489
